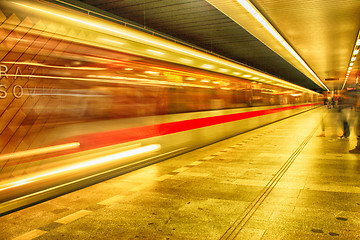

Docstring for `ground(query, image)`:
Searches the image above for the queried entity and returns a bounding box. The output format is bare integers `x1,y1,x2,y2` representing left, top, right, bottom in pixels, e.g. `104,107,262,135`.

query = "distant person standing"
327,96,332,109
347,86,360,153
338,91,354,139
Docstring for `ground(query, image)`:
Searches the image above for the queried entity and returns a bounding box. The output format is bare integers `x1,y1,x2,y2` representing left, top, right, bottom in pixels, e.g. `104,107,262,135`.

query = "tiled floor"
1,106,360,240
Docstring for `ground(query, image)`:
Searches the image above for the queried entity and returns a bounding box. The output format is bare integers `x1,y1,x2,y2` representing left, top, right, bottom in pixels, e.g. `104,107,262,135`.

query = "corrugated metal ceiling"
71,0,360,92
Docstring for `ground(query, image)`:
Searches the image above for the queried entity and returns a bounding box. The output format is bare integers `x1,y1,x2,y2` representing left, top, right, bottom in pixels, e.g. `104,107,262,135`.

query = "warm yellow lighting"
125,68,133,71
0,142,80,162
235,0,328,91
147,49,165,55
342,31,360,90
0,144,161,192
202,64,213,69
219,68,229,72
252,77,259,80
201,79,210,82
179,58,193,64
233,72,240,75
2,61,106,70
144,71,160,75
13,1,319,94
100,38,124,45
243,74,251,78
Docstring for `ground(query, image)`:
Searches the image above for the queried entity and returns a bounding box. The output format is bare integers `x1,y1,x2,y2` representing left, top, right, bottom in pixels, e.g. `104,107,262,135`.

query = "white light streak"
147,49,165,55
236,0,328,91
0,142,80,162
13,1,319,94
0,144,161,192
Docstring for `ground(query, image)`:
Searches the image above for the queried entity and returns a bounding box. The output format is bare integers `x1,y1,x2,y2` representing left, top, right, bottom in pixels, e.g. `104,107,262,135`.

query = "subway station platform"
1,106,360,240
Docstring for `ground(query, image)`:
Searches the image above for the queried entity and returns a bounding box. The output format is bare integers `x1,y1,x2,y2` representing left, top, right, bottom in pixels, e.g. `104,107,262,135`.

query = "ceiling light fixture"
236,0,328,91
14,1,318,94
342,30,360,90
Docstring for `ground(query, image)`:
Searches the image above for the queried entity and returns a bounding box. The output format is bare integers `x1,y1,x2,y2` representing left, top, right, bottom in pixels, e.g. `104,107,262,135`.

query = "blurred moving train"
0,0,321,214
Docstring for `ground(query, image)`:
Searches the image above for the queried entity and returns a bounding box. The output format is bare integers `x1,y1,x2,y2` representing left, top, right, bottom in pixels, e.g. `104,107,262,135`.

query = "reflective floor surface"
1,106,360,240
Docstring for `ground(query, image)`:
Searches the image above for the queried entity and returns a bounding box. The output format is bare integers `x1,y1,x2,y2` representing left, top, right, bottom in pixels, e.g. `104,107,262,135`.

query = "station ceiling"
61,0,360,92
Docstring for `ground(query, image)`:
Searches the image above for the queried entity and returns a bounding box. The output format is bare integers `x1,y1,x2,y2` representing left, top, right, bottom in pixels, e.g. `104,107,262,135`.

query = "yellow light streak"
13,1,318,94
1,61,106,70
0,142,80,162
219,68,229,72
236,0,329,91
179,58,193,64
202,64,214,69
147,49,165,55
342,30,360,90
0,144,161,192
99,38,124,45
5,73,214,89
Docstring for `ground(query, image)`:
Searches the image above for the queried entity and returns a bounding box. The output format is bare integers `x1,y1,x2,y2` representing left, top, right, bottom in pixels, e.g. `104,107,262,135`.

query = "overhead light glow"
13,1,319,94
342,31,360,90
243,74,252,78
236,0,328,91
